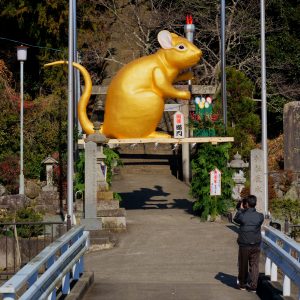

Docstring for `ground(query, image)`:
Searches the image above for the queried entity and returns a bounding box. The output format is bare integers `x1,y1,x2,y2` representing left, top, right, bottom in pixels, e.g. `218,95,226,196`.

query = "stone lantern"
85,121,109,192
228,152,249,201
41,156,58,191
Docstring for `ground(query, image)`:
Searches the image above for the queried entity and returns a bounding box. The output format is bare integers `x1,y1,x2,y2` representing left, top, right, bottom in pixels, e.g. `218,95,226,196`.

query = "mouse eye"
176,44,186,51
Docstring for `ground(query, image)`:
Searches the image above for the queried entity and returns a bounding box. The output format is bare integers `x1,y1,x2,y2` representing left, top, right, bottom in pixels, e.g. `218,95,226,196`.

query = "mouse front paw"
179,90,191,100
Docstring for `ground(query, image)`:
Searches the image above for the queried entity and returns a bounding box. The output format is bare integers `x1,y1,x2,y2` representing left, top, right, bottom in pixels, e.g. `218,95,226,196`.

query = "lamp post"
260,0,269,217
67,0,75,226
221,0,227,130
17,46,27,195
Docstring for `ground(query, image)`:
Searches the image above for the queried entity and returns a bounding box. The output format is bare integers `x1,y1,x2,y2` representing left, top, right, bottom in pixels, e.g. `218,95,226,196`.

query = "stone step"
117,153,176,175
122,158,170,164
89,236,110,245
88,229,119,245
97,200,120,210
88,229,116,239
97,208,126,217
119,165,172,175
118,143,173,155
100,216,126,231
97,191,114,200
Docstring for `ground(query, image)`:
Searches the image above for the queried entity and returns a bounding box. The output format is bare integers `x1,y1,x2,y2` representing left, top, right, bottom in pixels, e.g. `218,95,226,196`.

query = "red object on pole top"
186,14,193,25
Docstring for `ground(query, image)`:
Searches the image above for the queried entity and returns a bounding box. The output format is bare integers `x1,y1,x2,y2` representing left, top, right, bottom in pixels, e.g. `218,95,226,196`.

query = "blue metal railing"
262,225,300,298
0,225,89,300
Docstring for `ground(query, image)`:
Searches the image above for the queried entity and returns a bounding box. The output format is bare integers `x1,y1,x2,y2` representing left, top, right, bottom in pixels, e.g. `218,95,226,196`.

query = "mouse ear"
157,30,173,49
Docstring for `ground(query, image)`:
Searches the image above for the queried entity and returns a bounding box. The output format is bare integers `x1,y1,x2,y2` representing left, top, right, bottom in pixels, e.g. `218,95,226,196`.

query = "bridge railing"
0,225,89,300
262,225,300,298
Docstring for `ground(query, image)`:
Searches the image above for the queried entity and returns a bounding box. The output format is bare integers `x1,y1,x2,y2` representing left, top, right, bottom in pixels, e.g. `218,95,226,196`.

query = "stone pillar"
284,101,300,172
81,141,100,229
250,149,265,213
81,122,108,230
80,122,126,231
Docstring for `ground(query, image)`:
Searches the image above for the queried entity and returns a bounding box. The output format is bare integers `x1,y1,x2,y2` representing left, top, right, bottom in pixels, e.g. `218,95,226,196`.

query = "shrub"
0,206,44,238
15,206,44,238
74,147,123,192
74,151,85,193
190,143,234,220
103,147,123,186
271,198,300,224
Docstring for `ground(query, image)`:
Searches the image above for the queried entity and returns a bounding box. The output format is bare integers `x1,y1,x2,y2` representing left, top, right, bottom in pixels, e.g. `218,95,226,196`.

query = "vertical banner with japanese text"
210,168,221,196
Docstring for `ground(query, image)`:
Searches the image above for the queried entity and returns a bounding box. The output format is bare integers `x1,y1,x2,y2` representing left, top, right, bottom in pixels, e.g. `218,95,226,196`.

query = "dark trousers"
238,245,260,289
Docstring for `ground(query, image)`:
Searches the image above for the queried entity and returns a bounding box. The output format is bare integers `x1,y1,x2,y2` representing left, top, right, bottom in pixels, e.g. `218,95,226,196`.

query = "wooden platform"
79,137,233,147
107,137,233,145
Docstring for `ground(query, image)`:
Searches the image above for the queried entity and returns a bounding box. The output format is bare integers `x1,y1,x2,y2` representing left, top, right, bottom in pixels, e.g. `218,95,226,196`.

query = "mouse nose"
195,49,202,58
192,49,202,62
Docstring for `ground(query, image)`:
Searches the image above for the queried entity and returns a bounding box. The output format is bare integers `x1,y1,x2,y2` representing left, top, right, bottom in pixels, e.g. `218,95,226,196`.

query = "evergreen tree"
225,68,261,158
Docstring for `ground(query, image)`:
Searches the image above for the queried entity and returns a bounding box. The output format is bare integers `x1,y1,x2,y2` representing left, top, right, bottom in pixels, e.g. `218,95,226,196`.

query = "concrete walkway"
83,173,259,300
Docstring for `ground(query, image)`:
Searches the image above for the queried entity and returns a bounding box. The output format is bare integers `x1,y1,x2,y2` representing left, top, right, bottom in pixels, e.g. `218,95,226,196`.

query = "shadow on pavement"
215,272,263,299
119,185,196,215
215,272,238,289
120,185,169,209
172,198,197,215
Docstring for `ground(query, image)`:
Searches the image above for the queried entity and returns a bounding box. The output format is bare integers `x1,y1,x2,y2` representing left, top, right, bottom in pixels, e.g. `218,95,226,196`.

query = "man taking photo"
234,195,264,292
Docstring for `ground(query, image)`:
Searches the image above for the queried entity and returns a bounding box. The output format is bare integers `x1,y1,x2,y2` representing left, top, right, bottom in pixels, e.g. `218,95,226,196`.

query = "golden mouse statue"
45,30,202,139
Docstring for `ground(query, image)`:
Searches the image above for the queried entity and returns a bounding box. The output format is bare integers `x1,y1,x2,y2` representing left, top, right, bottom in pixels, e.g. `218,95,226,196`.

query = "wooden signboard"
173,111,185,138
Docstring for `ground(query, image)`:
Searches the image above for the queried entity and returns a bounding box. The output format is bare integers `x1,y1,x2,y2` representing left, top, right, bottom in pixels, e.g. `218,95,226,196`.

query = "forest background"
0,0,299,194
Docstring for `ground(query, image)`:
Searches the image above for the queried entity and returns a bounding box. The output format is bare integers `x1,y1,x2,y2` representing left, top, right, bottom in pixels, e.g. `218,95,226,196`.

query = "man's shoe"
236,279,247,290
246,284,256,293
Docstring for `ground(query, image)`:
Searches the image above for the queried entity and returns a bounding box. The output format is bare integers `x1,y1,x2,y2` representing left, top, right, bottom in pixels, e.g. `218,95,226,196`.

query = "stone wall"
0,180,61,214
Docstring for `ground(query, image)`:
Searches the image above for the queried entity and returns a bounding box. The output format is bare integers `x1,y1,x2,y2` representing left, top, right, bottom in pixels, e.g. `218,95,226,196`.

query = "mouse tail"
44,60,94,134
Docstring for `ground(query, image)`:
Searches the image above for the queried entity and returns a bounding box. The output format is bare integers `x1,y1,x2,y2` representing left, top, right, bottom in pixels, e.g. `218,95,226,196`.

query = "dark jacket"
233,208,264,247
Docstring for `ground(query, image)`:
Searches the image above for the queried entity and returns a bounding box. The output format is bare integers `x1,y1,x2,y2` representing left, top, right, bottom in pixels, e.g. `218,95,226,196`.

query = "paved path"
83,173,259,300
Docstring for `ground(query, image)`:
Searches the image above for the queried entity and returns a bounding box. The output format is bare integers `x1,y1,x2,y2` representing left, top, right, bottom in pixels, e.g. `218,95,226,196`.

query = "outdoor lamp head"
17,45,28,61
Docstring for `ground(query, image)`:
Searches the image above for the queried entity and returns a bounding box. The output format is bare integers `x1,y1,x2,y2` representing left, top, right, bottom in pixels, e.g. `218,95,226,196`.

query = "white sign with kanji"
173,111,185,138
210,168,221,196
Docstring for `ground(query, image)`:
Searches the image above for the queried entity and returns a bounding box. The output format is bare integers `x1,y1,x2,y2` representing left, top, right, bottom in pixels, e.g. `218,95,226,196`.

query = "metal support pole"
283,275,291,296
73,0,77,86
67,0,74,224
72,0,82,135
271,262,278,281
260,0,269,217
73,0,79,163
73,0,77,133
182,16,195,184
67,215,71,231
284,218,289,235
221,0,227,130
265,257,271,276
76,52,82,134
19,61,24,195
